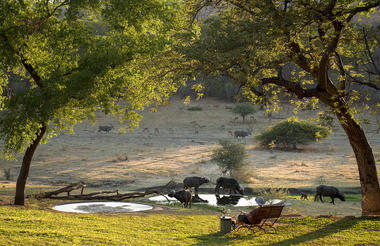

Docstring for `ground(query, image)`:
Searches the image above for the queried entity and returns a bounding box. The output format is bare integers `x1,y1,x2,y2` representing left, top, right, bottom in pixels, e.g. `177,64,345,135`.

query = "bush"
211,140,247,175
231,103,257,122
187,106,202,111
255,119,331,149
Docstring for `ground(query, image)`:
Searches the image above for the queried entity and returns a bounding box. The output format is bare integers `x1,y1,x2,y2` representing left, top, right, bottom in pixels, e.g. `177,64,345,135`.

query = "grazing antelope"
250,116,257,123
267,111,272,122
231,117,239,123
142,128,149,133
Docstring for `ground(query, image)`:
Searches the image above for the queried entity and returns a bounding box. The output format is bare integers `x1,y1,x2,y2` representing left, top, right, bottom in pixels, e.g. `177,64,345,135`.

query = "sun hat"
255,196,266,206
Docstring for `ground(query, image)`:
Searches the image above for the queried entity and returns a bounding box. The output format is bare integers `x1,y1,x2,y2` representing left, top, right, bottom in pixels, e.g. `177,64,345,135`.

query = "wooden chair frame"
233,205,284,233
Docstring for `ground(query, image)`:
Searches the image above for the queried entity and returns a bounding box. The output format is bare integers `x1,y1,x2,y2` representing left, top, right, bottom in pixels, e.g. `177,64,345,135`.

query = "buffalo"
215,177,243,195
314,185,345,204
168,189,193,208
183,176,209,195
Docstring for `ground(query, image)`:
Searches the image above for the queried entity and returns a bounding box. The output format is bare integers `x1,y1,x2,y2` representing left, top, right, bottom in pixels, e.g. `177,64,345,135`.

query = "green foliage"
211,139,246,174
255,119,331,149
257,187,289,202
231,103,257,122
187,106,202,111
169,1,380,124
0,0,181,159
317,111,335,130
0,206,380,245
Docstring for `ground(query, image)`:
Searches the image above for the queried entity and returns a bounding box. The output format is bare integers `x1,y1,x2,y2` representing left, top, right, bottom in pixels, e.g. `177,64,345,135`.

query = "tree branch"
362,28,380,74
345,3,380,23
334,52,347,92
0,33,43,88
317,20,343,93
349,76,380,91
46,0,70,19
323,0,337,16
260,75,332,104
227,0,255,16
288,41,317,77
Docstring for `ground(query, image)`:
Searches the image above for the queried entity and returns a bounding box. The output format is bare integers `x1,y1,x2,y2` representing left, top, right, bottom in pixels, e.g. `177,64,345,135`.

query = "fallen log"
31,182,170,202
33,182,86,199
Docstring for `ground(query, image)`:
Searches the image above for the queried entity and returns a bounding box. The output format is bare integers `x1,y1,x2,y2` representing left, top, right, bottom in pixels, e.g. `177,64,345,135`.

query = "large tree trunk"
14,124,47,205
336,107,380,216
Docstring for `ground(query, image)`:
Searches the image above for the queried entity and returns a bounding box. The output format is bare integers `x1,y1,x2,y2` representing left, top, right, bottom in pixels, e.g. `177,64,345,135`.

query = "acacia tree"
0,0,180,205
231,103,256,122
170,1,380,215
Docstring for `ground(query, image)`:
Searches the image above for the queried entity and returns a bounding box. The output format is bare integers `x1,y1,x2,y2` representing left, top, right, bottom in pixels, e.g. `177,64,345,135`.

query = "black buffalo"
183,176,209,195
168,189,193,208
215,177,243,195
314,185,345,205
98,125,114,133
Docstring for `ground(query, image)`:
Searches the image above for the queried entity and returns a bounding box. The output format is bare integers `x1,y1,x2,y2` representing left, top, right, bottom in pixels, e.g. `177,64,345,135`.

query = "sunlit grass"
0,206,379,245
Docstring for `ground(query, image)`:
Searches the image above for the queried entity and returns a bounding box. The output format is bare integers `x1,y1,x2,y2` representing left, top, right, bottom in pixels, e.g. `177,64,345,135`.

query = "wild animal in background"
267,111,272,122
142,128,149,133
314,185,345,205
183,176,209,195
98,125,114,133
249,115,257,123
233,130,250,139
154,128,159,136
215,177,244,195
300,192,308,200
168,189,193,208
231,117,239,123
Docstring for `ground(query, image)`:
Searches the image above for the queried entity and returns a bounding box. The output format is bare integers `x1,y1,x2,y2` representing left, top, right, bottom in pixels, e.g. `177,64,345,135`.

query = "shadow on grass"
190,231,254,246
190,218,361,246
267,218,359,246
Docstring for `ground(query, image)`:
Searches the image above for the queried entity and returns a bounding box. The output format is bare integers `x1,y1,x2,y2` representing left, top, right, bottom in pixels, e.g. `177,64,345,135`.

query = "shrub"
211,140,247,175
231,103,257,122
187,106,202,111
255,119,331,149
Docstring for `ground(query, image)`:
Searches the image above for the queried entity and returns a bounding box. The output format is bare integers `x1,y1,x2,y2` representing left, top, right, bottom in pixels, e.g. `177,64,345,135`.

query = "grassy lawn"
0,206,379,245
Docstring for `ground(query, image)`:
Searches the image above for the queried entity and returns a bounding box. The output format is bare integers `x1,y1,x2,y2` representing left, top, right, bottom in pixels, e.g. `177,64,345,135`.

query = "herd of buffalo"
167,176,346,208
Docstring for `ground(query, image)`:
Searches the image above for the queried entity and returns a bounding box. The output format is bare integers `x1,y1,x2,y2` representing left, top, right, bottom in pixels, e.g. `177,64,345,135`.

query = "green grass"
285,193,362,202
0,206,379,245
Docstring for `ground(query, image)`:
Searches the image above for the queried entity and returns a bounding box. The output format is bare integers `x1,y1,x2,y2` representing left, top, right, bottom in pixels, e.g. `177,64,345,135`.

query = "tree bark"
335,105,380,216
14,124,47,205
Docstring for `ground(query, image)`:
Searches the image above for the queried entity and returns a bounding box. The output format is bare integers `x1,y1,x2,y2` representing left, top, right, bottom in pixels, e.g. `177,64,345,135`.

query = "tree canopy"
167,0,380,215
0,0,180,158
0,0,181,204
231,103,257,122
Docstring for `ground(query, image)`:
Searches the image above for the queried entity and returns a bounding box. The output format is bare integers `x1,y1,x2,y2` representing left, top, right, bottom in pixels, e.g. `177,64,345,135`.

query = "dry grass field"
1,98,379,194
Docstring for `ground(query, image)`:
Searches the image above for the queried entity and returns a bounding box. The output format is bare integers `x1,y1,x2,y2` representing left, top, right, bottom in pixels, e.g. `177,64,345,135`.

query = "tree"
231,103,257,122
212,139,246,175
255,119,331,149
0,0,180,205
170,1,380,215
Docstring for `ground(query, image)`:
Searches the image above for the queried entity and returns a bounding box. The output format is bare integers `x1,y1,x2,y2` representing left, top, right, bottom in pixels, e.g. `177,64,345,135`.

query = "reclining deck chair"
233,205,284,233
